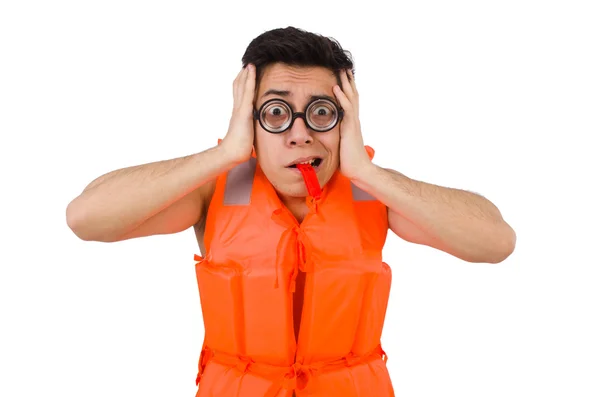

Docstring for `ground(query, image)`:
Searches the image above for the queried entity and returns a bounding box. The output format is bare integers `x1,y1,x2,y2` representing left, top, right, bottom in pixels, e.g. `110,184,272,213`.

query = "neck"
278,193,309,224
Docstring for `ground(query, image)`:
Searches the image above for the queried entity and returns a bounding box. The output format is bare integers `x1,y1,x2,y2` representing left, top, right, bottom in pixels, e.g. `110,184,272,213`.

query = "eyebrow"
260,89,338,105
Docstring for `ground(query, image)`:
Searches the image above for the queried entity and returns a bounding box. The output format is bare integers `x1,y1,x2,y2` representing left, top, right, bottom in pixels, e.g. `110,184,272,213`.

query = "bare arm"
353,166,516,263
66,144,241,242
67,64,258,243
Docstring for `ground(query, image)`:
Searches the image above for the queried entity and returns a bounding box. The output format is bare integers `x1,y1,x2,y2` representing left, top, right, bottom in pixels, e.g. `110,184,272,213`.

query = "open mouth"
287,158,323,168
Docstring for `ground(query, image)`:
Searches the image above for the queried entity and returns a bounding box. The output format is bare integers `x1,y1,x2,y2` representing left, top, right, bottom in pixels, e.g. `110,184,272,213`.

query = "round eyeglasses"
253,98,344,134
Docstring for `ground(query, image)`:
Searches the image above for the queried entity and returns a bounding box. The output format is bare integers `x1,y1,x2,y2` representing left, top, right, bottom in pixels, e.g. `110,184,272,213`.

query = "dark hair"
241,26,354,89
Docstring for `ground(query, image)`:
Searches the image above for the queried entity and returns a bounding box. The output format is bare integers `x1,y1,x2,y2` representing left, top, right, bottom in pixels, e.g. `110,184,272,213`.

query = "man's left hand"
333,69,373,180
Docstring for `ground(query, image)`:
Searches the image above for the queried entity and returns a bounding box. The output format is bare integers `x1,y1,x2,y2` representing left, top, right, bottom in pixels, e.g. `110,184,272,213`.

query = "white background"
1,1,599,396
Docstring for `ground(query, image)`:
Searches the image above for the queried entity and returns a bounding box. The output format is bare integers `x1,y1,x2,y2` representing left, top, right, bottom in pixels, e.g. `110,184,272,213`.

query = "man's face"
253,63,341,199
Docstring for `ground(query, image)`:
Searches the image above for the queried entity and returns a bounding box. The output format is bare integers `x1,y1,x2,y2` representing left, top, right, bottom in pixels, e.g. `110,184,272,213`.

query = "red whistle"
296,163,322,200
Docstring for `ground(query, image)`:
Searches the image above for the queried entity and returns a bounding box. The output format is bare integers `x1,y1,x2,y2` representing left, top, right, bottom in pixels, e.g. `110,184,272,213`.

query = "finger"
233,67,243,102
348,69,359,114
233,66,249,109
346,69,358,96
339,69,349,92
233,66,246,92
340,70,356,104
241,64,256,110
343,69,359,115
333,84,353,115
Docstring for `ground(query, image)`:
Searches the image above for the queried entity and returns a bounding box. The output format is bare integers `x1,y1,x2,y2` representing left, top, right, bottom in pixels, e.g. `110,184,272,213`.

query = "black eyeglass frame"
253,97,345,134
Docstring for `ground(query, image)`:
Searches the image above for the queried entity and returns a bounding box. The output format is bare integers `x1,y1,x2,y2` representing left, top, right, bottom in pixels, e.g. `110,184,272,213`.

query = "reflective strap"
351,182,376,201
223,157,257,206
351,145,376,201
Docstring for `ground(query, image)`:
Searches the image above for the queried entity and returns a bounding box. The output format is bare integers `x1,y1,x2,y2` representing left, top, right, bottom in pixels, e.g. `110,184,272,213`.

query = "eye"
312,106,331,116
268,106,286,116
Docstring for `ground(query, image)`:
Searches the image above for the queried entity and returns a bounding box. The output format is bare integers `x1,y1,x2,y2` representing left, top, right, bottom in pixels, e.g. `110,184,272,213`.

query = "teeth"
293,158,318,167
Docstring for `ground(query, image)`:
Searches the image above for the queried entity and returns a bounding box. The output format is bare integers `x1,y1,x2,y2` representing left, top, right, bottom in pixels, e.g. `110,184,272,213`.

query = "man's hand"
333,69,373,180
220,64,257,164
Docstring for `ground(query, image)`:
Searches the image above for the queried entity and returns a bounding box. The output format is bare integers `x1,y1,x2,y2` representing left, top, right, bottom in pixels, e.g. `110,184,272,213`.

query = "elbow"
66,199,113,242
66,199,93,241
490,223,517,264
463,223,516,264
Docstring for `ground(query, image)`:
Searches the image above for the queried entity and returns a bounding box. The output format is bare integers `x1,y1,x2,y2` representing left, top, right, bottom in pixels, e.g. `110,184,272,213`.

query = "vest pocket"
195,257,245,355
298,260,371,362
352,262,392,355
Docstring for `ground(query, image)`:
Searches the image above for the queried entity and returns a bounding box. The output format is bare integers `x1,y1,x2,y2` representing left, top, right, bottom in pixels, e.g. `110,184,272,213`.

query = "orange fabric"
365,145,375,160
199,344,387,397
193,144,394,396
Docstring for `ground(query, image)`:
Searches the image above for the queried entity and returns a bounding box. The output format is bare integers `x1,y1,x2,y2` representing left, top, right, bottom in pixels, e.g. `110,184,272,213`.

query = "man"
66,27,516,396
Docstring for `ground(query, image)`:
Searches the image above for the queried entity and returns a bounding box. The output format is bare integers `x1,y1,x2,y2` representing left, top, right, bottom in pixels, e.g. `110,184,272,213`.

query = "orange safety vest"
193,147,395,396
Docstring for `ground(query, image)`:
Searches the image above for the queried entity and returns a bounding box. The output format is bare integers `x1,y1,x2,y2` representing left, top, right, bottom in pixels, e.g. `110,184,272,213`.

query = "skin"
252,63,342,220
197,62,516,264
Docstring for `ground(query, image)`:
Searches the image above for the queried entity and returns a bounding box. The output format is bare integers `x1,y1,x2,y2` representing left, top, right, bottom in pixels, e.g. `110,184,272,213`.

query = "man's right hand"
66,64,259,242
220,64,257,164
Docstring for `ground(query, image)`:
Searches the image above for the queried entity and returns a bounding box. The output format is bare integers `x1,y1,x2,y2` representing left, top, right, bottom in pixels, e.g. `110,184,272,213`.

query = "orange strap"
195,344,388,394
195,340,214,386
270,209,315,292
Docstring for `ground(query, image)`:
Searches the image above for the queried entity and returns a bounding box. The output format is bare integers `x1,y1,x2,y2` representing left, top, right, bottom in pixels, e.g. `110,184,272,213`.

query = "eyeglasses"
253,97,344,134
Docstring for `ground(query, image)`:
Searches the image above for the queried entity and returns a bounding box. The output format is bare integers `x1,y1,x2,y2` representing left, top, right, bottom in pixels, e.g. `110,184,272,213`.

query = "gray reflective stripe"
223,157,256,206
351,183,376,201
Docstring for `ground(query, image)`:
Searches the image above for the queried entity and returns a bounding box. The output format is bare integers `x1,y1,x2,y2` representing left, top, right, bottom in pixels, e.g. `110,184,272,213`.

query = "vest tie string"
271,209,315,292
195,344,389,395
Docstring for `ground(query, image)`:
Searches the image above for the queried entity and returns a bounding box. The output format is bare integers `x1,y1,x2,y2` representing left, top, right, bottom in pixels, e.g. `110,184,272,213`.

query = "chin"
267,164,336,199
273,182,309,198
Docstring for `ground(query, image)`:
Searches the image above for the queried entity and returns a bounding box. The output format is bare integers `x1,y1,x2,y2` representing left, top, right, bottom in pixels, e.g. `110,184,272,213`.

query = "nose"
286,116,313,147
